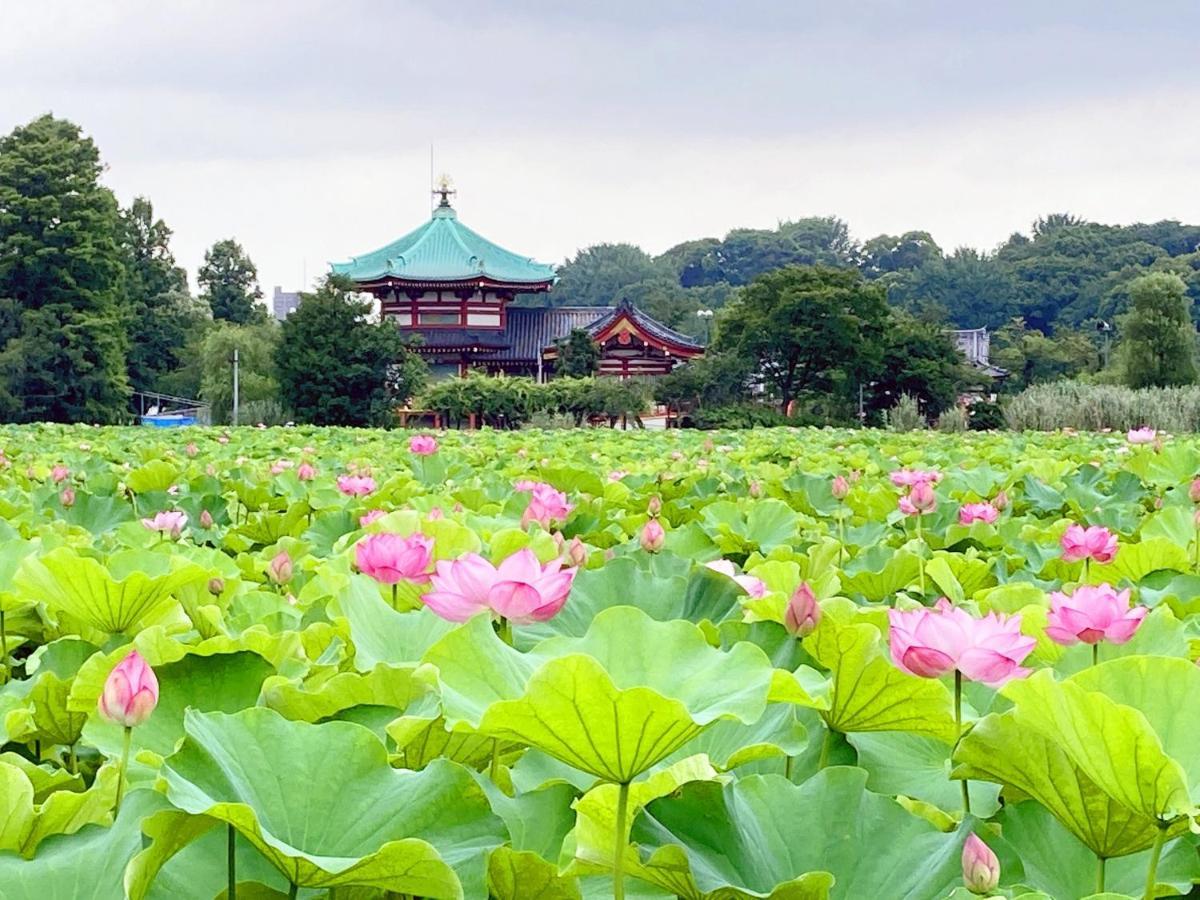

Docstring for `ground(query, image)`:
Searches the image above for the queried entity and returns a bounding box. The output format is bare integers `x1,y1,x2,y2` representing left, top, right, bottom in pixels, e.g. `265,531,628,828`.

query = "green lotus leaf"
0,758,117,857
482,780,581,900
0,751,83,801
630,768,967,899
667,702,808,771
700,499,798,553
993,800,1200,900
1087,537,1190,585
425,606,776,782
1139,505,1195,548
126,460,179,494
490,847,581,900
125,808,293,900
952,709,1182,857
261,662,436,723
59,492,137,534
159,708,507,896
0,789,168,900
803,618,957,741
849,731,1001,817
840,549,921,601
1003,659,1200,822
331,574,457,671
80,649,276,780
17,547,208,636
385,692,503,770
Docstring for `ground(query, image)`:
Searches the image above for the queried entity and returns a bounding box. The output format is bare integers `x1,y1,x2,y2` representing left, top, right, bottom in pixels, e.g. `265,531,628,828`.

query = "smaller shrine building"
331,183,703,380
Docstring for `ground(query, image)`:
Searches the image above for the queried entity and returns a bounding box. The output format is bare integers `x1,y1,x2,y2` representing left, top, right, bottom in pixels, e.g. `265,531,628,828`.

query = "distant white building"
950,328,1008,379
272,286,300,321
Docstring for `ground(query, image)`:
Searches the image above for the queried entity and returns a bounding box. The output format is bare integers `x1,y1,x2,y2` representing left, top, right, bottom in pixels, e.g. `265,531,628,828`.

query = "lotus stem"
489,739,501,782
837,506,846,567
915,515,926,596
227,823,236,900
1092,643,1100,667
1143,824,1167,900
0,609,7,683
784,755,793,780
391,583,398,610
1096,855,1106,894
955,670,971,815
114,725,133,812
287,883,298,900
496,616,513,646
817,726,835,771
1194,525,1199,572
1083,557,1090,583
68,742,77,775
613,781,630,900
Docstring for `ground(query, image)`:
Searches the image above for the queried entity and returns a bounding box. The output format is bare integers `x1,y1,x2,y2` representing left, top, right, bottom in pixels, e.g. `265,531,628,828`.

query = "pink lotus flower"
518,482,573,529
422,549,576,624
898,495,918,516
888,598,1035,687
98,650,159,728
1046,584,1146,646
60,487,75,508
640,518,665,553
337,475,377,497
355,532,434,585
1127,427,1157,445
185,442,198,458
297,463,316,481
961,833,1000,895
1060,524,1118,564
784,583,821,637
890,468,942,487
142,510,187,539
706,559,767,598
409,435,438,456
958,502,999,526
1189,478,1200,504
359,509,386,527
270,461,287,475
267,551,293,585
51,465,70,483
831,475,849,501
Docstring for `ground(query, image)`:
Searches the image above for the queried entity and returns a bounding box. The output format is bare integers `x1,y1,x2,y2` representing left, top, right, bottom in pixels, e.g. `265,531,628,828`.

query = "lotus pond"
2,423,1200,900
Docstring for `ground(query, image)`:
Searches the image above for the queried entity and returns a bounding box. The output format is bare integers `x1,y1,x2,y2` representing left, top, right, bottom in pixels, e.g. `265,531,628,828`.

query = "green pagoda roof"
331,202,557,289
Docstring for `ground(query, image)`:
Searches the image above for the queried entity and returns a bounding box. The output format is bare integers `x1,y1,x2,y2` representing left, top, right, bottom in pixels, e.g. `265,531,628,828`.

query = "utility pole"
231,348,240,426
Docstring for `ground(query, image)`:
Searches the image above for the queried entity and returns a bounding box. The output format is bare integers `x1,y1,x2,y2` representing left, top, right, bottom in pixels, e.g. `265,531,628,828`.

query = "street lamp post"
696,309,714,344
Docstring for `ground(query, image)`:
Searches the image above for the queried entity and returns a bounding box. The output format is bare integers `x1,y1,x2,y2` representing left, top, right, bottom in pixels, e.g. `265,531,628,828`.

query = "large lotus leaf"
1003,659,1200,821
16,547,208,636
125,809,292,900
0,751,84,801
385,694,501,770
666,702,808,771
1139,505,1196,549
331,574,457,670
0,789,168,900
425,606,775,782
81,650,276,776
5,637,97,748
1087,537,1190,585
0,540,39,614
840,549,921,601
952,710,1183,857
849,731,1001,817
160,708,507,896
699,499,798,553
126,460,179,494
261,662,436,723
630,768,967,899
803,618,957,741
0,759,118,858
59,492,136,534
994,801,1200,900
481,779,581,900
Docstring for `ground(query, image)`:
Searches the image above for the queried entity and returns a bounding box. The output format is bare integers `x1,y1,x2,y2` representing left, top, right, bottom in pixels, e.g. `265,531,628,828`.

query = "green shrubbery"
421,372,652,429
1005,380,1200,431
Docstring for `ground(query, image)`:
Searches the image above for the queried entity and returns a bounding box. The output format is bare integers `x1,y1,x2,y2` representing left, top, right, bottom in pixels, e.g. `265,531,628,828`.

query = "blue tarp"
141,415,197,427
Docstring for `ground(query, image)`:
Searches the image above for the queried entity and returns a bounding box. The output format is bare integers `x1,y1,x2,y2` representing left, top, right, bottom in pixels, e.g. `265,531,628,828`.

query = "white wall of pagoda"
379,288,507,329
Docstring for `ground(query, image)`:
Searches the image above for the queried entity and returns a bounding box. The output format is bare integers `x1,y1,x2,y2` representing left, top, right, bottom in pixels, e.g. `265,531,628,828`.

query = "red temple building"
331,181,704,379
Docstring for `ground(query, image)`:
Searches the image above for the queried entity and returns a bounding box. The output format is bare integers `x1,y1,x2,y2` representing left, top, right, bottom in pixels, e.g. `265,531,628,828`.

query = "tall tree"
715,265,890,412
199,239,263,324
120,197,210,394
275,277,427,426
552,244,664,307
1118,272,1197,388
868,312,969,417
553,328,600,377
0,115,129,423
199,320,281,424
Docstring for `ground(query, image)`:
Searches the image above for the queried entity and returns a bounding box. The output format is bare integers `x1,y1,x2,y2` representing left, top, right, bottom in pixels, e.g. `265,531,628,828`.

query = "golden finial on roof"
433,174,456,208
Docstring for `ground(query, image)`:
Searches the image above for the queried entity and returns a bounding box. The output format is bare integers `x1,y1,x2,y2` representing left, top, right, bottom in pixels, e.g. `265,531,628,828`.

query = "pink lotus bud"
359,509,386,527
908,481,937,513
207,577,225,596
51,465,69,483
647,495,662,516
185,442,198,458
59,487,75,508
552,531,565,552
1154,496,1164,509
217,434,229,445
199,509,214,529
270,461,286,476
268,551,293,585
961,833,1000,895
206,464,217,476
1190,478,1200,504
992,490,1009,511
297,463,316,481
566,536,587,567
748,480,762,498
355,533,434,585
409,434,438,456
640,518,666,553
831,475,849,501
427,506,444,520
98,650,159,728
849,470,862,483
784,583,821,637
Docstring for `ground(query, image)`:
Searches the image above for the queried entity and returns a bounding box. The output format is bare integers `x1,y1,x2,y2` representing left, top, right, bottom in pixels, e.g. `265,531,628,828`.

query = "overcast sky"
4,1,1200,298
